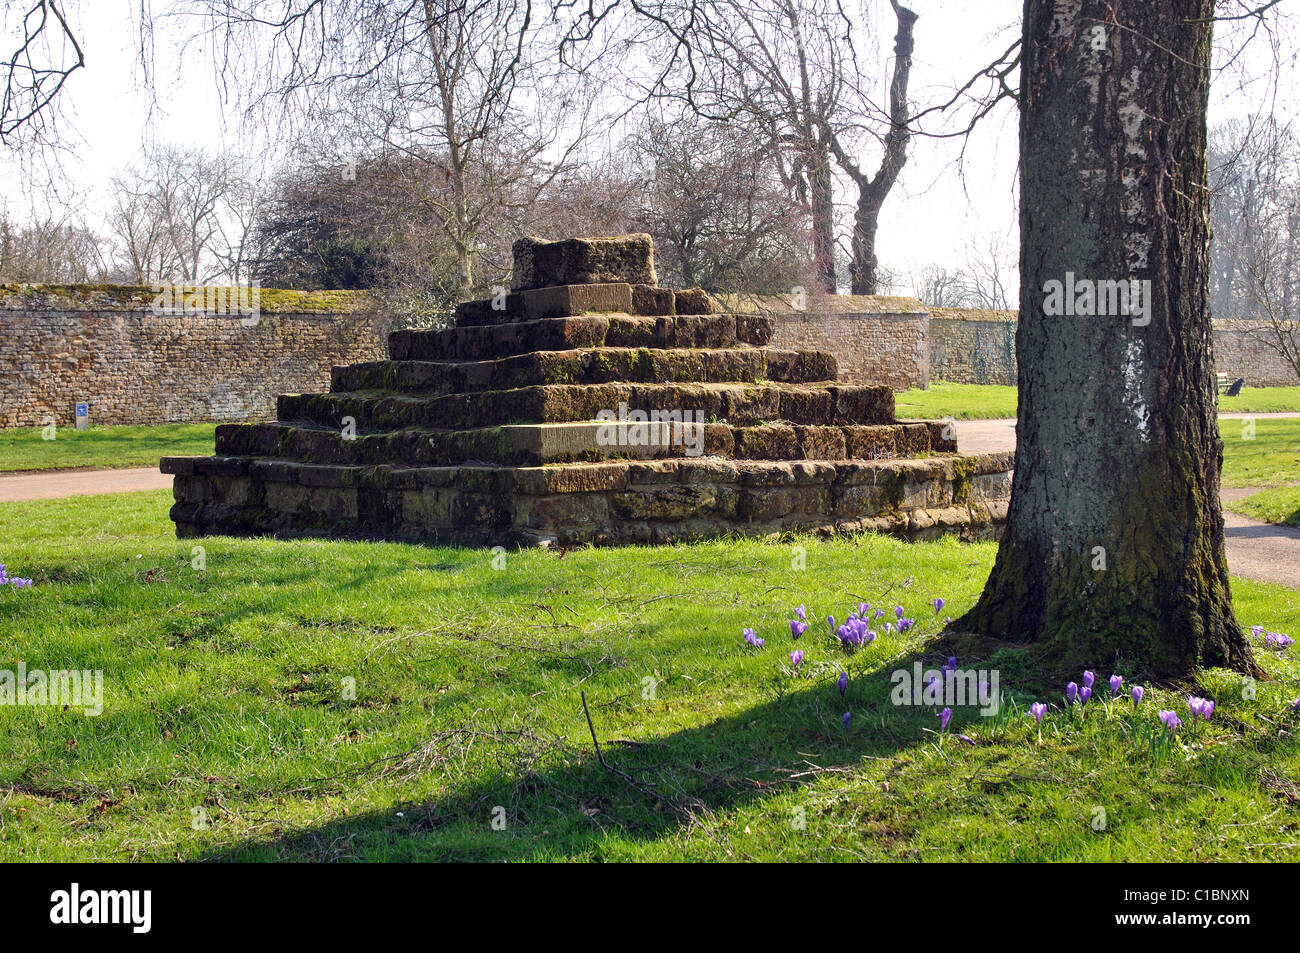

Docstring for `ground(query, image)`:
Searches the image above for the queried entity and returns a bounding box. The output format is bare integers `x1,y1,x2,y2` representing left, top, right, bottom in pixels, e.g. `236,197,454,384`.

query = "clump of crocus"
1030,701,1047,741
1188,696,1215,722
837,671,848,698
790,649,804,670
790,618,807,640
743,627,764,648
932,597,945,614
1131,685,1145,710
1265,632,1294,650
896,617,916,634
1109,674,1123,696
1158,710,1182,733
0,565,33,587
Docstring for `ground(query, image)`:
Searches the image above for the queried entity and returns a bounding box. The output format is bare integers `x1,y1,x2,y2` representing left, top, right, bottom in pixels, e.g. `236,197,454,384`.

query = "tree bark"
959,0,1260,679
808,146,838,293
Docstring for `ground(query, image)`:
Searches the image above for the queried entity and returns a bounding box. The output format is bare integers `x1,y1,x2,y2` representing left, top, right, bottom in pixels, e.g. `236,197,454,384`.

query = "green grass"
1221,418,1300,488
1227,486,1300,527
896,382,1300,421
1220,385,1300,414
895,382,1018,420
0,489,1297,861
0,423,216,472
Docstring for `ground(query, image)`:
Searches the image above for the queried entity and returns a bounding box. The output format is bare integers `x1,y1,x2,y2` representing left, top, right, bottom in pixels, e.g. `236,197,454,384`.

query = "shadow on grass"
193,645,1023,862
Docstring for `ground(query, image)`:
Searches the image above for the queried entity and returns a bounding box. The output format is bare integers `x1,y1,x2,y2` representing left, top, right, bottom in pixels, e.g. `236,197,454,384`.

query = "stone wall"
0,285,387,428
1211,320,1300,387
725,294,930,391
930,308,1019,386
927,308,1299,387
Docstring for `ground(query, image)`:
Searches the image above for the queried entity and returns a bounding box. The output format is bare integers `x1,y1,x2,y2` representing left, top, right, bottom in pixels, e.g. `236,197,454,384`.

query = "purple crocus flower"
1109,674,1123,696
1291,698,1300,713
1266,632,1294,649
1188,696,1215,721
894,606,905,620
1132,685,1144,709
1158,710,1181,732
933,597,945,614
1066,682,1078,705
743,627,764,648
1080,685,1092,706
873,608,884,620
939,707,953,733
1082,670,1095,690
945,656,958,673
790,619,807,640
838,671,848,697
1031,702,1047,725
828,615,836,636
858,602,870,617
1251,624,1264,638
790,649,804,670
794,605,807,621
842,711,851,730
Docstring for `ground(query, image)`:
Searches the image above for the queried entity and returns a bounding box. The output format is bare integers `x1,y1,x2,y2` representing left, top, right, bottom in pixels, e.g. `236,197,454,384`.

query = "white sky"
3,0,1296,291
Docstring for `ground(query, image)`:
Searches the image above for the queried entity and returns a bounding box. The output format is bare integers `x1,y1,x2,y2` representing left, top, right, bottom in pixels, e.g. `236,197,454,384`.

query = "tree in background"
623,112,814,293
1209,116,1300,382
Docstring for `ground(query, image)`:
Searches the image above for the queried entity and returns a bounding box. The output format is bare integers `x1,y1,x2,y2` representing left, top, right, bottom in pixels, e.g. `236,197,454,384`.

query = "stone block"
511,235,656,291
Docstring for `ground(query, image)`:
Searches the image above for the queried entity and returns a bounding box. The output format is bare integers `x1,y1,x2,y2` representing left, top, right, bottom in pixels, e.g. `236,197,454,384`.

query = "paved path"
0,467,173,502
952,419,1300,588
2,421,1297,587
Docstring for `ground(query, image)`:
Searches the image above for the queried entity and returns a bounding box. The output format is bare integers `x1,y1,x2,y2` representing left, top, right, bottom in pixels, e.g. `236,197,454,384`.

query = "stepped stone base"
164,233,1014,549
163,451,1013,547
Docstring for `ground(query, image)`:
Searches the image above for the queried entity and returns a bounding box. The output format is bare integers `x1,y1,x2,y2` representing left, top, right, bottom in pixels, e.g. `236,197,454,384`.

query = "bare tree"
0,0,83,148
622,110,814,292
0,209,110,281
107,145,250,284
1209,116,1300,381
181,0,598,302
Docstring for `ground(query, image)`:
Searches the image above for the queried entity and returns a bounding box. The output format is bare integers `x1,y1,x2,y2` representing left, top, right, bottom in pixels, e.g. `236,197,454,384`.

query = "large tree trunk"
959,0,1259,678
808,147,838,293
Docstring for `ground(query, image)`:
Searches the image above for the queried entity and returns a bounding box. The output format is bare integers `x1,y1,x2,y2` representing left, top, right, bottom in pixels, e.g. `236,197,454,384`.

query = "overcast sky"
3,0,1295,292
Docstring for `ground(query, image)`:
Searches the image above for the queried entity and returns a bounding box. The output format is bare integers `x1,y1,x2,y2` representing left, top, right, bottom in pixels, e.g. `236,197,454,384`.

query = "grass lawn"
895,382,1018,420
1221,385,1300,414
0,423,216,473
0,489,1297,861
1220,418,1300,488
1227,486,1300,527
895,382,1300,421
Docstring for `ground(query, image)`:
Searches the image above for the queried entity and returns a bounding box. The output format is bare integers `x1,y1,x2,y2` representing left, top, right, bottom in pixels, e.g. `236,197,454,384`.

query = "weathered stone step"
390,313,774,362
212,420,954,468
332,347,836,394
277,381,895,432
163,450,1014,547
